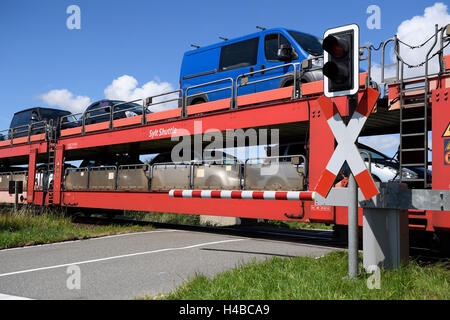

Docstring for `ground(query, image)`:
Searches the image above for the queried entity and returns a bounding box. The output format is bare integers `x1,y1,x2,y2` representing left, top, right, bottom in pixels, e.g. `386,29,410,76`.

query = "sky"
0,0,449,157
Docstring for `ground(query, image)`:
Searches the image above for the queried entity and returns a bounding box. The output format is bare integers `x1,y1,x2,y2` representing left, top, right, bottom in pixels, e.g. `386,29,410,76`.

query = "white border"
323,24,360,98
0,293,32,300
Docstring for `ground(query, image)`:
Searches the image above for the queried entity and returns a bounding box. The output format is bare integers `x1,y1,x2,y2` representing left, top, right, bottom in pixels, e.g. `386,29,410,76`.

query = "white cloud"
38,89,91,114
371,2,450,83
396,3,450,76
39,75,179,114
104,75,178,112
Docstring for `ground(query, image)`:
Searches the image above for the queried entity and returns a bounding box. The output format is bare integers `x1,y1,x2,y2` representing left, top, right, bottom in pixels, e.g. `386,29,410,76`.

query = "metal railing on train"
380,24,450,92
60,157,309,192
244,154,307,191
236,62,300,101
60,90,183,133
1,61,317,144
0,151,379,193
150,158,244,191
0,156,309,193
0,120,48,145
184,78,234,114
0,61,335,144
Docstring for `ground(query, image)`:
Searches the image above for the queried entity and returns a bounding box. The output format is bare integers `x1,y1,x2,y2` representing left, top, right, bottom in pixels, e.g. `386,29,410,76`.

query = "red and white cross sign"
315,88,380,200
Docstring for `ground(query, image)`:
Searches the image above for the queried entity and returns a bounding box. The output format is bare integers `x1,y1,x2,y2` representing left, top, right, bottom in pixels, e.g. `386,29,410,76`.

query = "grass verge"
258,219,333,230
158,251,449,300
0,207,154,249
124,211,200,226
124,211,332,230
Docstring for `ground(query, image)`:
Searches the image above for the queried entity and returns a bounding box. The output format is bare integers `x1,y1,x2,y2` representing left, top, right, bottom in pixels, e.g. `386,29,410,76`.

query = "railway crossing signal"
323,24,359,98
315,88,380,200
315,86,379,279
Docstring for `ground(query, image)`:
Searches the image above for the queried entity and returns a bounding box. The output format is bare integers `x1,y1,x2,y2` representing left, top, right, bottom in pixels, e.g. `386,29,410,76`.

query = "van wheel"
282,80,294,88
301,69,323,83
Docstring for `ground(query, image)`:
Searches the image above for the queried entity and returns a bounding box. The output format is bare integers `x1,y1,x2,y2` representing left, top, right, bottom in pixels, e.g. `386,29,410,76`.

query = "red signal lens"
332,43,346,58
323,35,348,58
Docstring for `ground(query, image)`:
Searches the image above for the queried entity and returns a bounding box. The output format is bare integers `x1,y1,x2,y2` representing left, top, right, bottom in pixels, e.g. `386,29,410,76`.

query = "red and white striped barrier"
315,88,380,200
169,190,315,201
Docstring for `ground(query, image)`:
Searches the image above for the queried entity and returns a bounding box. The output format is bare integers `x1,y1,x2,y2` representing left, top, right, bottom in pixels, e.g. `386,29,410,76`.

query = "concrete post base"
200,215,241,227
363,208,409,271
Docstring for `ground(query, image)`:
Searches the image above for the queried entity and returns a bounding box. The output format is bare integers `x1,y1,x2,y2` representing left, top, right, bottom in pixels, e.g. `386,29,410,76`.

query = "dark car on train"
82,99,145,126
2,107,72,140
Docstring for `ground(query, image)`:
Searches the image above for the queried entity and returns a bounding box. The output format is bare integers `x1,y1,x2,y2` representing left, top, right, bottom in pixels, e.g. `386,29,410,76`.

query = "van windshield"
287,31,323,56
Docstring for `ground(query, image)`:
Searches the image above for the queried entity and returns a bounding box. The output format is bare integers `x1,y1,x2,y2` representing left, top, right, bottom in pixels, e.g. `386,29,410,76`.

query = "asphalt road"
0,228,336,300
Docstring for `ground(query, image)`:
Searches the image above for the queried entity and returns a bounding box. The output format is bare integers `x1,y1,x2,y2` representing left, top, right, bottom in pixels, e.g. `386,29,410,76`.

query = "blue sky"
0,0,448,157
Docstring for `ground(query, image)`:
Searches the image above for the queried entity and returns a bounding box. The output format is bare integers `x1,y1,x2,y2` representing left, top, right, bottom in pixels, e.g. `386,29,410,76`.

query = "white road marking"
0,229,179,253
0,293,33,300
0,238,246,278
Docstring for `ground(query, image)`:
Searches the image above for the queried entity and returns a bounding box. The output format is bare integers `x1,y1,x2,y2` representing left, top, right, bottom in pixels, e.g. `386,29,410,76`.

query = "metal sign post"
348,174,358,278
347,94,359,279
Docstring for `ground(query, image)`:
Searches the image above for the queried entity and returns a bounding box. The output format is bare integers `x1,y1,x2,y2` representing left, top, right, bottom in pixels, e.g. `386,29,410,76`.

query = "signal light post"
322,24,362,279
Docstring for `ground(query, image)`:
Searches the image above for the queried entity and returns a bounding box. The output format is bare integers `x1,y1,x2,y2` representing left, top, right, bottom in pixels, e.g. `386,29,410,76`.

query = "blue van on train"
180,28,324,105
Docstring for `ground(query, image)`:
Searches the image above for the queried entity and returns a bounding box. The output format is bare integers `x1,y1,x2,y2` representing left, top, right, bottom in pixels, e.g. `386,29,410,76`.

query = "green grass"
258,219,333,230
0,207,154,249
124,211,332,231
159,251,449,300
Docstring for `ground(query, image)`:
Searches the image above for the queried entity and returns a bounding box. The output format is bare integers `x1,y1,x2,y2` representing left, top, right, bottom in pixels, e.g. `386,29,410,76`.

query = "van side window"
264,33,290,62
219,38,259,71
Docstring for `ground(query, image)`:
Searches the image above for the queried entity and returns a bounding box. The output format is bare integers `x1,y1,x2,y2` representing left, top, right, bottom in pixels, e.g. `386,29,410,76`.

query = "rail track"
71,213,450,267
72,214,343,247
